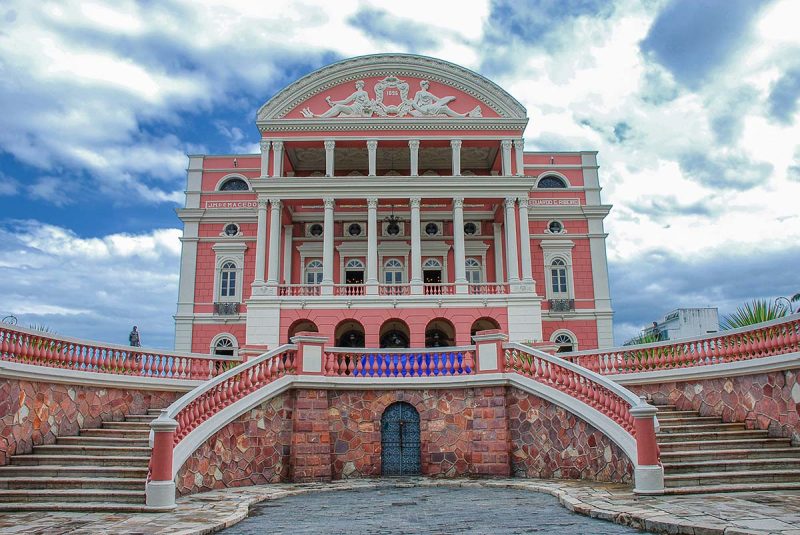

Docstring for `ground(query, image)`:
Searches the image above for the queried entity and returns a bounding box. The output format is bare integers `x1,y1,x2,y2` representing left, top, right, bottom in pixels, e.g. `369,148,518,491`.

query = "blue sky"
1,0,798,349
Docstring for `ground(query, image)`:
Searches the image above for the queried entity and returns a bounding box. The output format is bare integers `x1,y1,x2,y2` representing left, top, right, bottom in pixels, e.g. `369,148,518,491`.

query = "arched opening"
536,175,567,188
381,402,421,476
422,258,442,291
335,319,366,348
379,319,410,349
345,258,365,285
552,331,577,353
211,335,237,357
288,319,319,340
218,177,250,191
425,318,456,348
470,317,501,337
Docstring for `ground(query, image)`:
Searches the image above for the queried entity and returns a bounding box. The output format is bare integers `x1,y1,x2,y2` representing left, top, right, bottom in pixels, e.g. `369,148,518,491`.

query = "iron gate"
381,402,421,476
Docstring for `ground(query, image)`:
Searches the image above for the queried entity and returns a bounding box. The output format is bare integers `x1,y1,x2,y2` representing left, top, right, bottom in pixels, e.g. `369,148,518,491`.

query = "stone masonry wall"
0,378,177,465
629,367,800,445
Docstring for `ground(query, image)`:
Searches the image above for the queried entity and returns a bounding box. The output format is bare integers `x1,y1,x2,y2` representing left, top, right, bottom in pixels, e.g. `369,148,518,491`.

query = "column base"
455,281,468,294
410,281,423,295
366,280,379,295
321,283,333,296
634,465,665,494
145,480,176,508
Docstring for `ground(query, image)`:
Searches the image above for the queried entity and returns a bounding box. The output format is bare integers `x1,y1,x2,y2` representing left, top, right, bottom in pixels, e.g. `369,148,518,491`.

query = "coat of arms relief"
301,76,482,118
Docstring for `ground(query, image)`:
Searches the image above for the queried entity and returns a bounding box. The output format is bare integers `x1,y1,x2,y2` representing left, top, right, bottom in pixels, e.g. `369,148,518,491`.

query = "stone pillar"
473,330,507,373
290,333,328,375
504,197,520,284
501,139,513,176
324,140,335,177
450,139,462,176
517,197,534,289
514,138,524,176
145,413,178,508
453,197,467,293
290,389,332,483
366,197,379,294
272,140,284,178
493,222,505,284
321,198,334,295
283,224,293,285
267,198,282,287
630,403,665,494
409,139,420,176
471,386,511,476
367,140,378,176
410,197,423,294
254,197,268,284
259,140,270,178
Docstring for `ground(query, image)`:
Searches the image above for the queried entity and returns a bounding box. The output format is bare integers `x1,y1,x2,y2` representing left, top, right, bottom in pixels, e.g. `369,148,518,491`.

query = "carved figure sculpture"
410,80,482,118
301,80,374,118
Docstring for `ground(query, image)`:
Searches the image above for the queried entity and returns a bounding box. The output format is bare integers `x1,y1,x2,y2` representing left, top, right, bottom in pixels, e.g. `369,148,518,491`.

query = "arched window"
219,177,249,191
465,258,482,284
553,333,576,353
423,258,442,269
305,260,323,285
384,259,403,284
537,175,567,188
550,258,568,296
346,259,365,270
220,261,237,297
213,336,236,356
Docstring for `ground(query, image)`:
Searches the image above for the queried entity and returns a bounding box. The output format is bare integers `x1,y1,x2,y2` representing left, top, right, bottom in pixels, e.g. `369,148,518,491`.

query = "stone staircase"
0,409,161,512
655,403,800,494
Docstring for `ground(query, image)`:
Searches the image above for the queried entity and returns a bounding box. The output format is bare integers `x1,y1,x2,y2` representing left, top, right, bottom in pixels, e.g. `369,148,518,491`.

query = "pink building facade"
174,54,614,358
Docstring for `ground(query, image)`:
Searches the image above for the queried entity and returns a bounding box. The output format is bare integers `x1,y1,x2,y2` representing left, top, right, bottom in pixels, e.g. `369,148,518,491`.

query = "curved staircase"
0,409,160,512
655,403,800,494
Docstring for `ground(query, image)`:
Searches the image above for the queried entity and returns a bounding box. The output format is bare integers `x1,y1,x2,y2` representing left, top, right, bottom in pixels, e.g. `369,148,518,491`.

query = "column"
450,139,462,176
410,197,423,294
324,140,335,177
409,139,420,176
518,197,534,289
501,139,513,176
321,198,334,295
267,198,282,287
453,197,467,293
145,414,178,508
271,140,284,177
283,225,293,285
254,197,268,284
493,222,505,284
504,197,520,284
514,138,524,176
366,197,379,294
259,140,270,178
367,140,378,176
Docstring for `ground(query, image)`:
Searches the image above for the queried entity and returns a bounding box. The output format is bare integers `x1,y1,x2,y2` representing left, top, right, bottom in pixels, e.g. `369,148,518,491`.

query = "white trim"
214,174,253,192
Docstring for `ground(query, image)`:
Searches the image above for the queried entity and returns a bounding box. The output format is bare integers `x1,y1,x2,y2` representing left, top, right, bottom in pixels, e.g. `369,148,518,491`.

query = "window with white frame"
305,260,323,285
384,259,404,284
550,258,568,296
552,332,576,353
220,261,237,298
465,258,482,283
423,258,442,269
213,336,236,356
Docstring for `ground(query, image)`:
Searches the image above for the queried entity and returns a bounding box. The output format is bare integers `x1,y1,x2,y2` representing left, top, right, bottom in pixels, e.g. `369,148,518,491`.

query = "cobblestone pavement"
0,479,799,534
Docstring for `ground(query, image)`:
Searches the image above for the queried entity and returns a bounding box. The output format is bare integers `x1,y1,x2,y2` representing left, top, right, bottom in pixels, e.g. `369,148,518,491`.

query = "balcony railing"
548,298,575,312
278,284,321,296
468,283,509,295
424,283,455,295
379,284,410,296
272,282,515,297
213,302,240,315
334,284,365,296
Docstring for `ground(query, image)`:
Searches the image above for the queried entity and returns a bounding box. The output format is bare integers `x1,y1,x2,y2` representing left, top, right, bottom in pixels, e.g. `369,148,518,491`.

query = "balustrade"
334,284,366,296
324,347,474,378
278,284,321,296
424,283,455,295
379,284,410,296
468,283,509,295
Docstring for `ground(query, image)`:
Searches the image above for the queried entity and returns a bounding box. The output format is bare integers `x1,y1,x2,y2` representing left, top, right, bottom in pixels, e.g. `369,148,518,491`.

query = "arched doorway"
335,319,366,348
425,318,455,347
288,319,319,341
379,319,410,349
381,402,420,476
470,317,501,338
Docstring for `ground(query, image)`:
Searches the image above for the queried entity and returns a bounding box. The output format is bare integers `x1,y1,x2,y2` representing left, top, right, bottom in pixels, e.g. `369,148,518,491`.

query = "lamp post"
775,296,795,314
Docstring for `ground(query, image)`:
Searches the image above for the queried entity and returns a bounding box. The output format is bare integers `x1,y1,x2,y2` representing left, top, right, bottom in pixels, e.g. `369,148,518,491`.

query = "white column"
367,140,378,176
324,140,335,177
514,138,524,176
504,197,520,285
259,140,270,178
493,222,505,284
366,197,379,294
254,198,268,284
409,139,420,176
501,139,513,176
453,197,467,293
518,197,534,290
321,197,335,295
271,140,284,178
410,197,423,294
266,198,282,286
283,225,293,285
450,139,462,176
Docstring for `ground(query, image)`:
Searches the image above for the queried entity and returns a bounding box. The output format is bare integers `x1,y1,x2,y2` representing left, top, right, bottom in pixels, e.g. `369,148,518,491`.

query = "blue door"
381,402,421,476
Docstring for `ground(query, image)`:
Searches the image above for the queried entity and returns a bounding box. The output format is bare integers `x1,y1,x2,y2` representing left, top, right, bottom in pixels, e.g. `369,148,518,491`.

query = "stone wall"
0,379,177,465
629,368,800,444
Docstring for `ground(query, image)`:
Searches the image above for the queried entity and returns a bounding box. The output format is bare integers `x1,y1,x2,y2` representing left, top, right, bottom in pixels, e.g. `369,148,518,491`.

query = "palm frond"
720,299,787,330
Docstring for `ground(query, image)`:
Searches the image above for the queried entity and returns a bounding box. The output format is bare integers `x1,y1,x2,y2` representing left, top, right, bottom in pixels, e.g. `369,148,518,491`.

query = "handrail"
324,346,475,377
560,313,800,375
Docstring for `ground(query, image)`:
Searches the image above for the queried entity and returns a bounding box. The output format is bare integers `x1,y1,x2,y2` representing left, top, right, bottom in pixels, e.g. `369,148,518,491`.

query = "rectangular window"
551,269,567,294
221,271,236,297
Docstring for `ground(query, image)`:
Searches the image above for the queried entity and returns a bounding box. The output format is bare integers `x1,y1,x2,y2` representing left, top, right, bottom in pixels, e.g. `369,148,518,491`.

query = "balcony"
548,298,575,312
213,302,240,315
468,283,509,295
379,284,410,296
279,284,321,296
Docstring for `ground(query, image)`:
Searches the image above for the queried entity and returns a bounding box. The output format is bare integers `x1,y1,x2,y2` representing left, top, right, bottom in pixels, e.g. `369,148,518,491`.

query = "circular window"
348,223,362,236
224,223,239,236
464,222,477,235
309,223,323,237
548,221,563,233
425,222,439,236
386,222,400,236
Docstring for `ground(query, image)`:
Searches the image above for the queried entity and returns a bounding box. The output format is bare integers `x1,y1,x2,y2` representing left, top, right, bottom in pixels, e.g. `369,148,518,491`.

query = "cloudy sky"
0,0,798,349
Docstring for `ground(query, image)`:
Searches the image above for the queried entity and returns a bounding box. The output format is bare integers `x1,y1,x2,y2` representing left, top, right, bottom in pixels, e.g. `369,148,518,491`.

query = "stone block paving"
0,479,799,534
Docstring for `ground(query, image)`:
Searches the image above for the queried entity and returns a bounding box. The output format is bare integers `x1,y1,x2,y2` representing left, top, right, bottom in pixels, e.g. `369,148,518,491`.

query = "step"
32,445,150,457
663,481,800,495
658,438,792,451
81,428,150,439
102,421,152,429
58,436,150,447
10,455,150,467
656,416,724,426
147,408,165,414
664,469,800,487
660,447,800,463
658,422,746,433
0,477,146,490
656,429,769,442
663,457,800,474
0,501,158,513
657,411,706,419
0,465,149,478
124,414,157,422
0,489,144,504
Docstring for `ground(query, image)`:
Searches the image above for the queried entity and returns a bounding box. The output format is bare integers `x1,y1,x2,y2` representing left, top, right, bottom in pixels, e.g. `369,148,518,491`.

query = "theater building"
173,54,613,358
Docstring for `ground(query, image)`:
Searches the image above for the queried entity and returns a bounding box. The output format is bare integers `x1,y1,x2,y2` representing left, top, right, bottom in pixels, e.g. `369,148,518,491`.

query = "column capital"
259,140,270,151
514,138,525,149
272,140,284,150
504,197,517,208
453,197,464,209
324,140,336,150
366,140,378,150
323,197,335,209
517,197,529,208
409,197,421,208
408,139,420,149
269,198,282,208
501,139,513,149
450,139,462,149
367,197,379,209
257,198,269,209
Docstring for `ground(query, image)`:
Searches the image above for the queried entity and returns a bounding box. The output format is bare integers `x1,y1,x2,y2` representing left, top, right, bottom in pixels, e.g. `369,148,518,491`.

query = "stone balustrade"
323,347,475,378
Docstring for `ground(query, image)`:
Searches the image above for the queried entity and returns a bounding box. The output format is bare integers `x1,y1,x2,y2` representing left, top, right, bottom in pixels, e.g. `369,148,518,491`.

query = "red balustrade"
424,283,455,295
468,283,509,295
0,324,230,380
324,348,475,377
334,284,366,296
278,284,321,296
379,284,410,296
561,313,800,375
